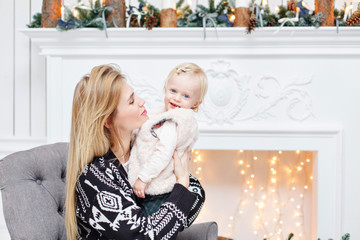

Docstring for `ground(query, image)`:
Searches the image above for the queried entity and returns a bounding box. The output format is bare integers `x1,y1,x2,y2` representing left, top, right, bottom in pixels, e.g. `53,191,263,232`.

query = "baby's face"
164,73,201,111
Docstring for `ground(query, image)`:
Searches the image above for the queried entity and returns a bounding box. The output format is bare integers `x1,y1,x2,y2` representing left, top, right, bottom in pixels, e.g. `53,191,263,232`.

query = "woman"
65,64,205,240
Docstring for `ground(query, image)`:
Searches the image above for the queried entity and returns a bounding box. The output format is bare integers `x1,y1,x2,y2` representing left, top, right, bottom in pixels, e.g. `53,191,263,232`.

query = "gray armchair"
0,143,217,240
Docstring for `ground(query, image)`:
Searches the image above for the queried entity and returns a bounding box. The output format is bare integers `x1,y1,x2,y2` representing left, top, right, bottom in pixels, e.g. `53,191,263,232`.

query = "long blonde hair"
65,64,126,240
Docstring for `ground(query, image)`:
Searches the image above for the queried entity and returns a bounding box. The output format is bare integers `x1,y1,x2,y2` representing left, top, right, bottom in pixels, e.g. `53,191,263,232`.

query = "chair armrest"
176,221,218,240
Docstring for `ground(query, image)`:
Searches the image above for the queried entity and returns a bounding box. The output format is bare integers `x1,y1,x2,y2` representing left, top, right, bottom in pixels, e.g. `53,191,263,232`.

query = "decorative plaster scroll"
127,76,163,111
197,60,314,124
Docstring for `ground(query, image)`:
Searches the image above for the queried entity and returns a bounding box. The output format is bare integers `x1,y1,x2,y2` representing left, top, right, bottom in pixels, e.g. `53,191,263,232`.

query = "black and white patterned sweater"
76,150,205,240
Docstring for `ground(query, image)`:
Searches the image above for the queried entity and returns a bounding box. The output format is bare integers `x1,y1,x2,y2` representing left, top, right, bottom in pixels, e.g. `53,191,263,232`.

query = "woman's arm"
76,157,198,240
173,150,205,227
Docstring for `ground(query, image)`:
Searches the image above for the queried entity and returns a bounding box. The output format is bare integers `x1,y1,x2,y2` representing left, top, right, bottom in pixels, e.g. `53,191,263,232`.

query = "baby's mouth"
170,102,180,108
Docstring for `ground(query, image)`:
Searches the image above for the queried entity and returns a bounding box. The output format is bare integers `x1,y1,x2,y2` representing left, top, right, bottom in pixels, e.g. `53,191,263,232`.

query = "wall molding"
0,137,47,159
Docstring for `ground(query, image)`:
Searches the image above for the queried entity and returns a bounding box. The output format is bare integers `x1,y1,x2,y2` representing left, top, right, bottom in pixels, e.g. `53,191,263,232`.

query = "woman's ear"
104,117,112,129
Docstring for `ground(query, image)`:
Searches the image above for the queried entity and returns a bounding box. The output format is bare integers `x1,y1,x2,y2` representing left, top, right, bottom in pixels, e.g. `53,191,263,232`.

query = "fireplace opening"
190,149,316,240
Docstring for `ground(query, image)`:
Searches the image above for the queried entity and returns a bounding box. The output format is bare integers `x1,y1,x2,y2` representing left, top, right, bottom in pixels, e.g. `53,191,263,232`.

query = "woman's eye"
129,98,135,104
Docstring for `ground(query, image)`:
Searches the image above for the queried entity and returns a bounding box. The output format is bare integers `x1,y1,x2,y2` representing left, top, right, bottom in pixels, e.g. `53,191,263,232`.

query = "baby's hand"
133,178,147,198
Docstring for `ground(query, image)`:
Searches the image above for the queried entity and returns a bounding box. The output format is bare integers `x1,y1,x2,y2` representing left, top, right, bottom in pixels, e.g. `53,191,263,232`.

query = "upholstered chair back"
0,143,68,240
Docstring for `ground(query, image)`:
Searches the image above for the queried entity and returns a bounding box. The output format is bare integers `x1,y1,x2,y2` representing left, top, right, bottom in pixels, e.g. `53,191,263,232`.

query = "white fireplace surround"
1,27,358,239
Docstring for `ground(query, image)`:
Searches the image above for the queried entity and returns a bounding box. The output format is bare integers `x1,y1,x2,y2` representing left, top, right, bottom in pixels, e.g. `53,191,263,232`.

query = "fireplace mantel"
22,27,360,56
20,26,354,239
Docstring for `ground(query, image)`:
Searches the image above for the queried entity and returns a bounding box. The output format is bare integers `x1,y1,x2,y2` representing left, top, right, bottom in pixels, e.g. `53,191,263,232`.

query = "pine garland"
27,13,42,28
187,0,231,28
26,1,357,31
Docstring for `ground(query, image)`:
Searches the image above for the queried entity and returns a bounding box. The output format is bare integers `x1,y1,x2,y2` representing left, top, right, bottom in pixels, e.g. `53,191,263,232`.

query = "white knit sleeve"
138,121,177,183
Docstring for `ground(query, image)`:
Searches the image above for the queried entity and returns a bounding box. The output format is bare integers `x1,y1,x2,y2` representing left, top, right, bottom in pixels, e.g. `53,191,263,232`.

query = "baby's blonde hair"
164,62,208,111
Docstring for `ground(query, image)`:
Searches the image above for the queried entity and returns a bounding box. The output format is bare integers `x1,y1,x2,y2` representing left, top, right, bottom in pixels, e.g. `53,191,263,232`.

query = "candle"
61,6,65,21
235,0,250,8
343,4,353,21
73,9,80,18
162,0,176,9
295,7,300,19
187,0,192,8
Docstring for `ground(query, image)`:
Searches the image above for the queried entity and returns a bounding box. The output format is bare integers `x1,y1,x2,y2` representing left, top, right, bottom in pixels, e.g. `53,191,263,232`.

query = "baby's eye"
183,94,190,99
170,89,176,93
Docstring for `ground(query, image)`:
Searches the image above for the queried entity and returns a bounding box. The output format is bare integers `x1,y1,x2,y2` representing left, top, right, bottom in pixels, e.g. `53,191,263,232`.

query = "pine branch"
209,0,215,12
176,0,184,9
27,13,42,28
197,4,209,13
215,0,228,15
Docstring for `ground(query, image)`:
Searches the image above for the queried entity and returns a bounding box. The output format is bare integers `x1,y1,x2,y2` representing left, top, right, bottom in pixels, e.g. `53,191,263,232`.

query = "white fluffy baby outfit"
127,107,199,195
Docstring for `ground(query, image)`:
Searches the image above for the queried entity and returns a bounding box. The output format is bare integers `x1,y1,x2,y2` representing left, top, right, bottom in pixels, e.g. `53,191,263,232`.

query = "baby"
127,62,208,215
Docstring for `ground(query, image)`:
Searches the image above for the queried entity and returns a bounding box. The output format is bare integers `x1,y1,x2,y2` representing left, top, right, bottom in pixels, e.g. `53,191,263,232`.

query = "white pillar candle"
61,6,65,20
295,7,300,19
162,0,176,9
235,0,250,8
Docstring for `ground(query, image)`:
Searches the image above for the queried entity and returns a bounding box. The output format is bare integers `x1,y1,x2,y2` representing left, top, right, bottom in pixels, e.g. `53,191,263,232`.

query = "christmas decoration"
41,0,61,27
126,1,160,30
104,0,126,27
161,9,177,27
234,7,250,27
247,12,257,34
161,0,177,27
295,0,311,18
56,2,111,31
346,8,360,26
26,0,359,34
176,0,193,27
145,15,158,30
186,0,232,28
315,0,334,26
27,13,42,28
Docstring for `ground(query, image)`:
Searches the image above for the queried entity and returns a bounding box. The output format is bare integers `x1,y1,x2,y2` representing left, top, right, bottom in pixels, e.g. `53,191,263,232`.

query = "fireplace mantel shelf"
21,27,360,56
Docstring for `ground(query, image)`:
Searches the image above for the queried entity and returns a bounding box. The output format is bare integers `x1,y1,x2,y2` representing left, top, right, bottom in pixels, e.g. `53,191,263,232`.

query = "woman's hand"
173,149,190,188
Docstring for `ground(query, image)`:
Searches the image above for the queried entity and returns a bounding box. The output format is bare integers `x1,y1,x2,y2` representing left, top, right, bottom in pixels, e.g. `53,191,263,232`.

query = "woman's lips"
141,109,147,116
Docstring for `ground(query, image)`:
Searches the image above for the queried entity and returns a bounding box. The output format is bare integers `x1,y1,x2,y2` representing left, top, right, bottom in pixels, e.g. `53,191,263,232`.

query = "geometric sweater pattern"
128,107,199,195
76,150,205,240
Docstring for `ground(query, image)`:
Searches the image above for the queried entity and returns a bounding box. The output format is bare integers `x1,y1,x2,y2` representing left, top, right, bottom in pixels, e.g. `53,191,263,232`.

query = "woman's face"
110,82,149,135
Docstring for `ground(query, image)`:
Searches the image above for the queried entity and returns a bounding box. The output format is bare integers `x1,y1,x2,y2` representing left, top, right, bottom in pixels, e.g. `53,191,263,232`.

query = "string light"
190,149,312,239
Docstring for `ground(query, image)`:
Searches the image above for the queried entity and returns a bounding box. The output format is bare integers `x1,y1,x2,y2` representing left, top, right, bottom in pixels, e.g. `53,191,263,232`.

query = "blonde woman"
65,64,205,240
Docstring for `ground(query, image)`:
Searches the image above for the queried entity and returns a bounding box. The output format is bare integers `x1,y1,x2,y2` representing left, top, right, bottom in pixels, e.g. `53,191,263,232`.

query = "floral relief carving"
197,61,314,124
127,77,163,111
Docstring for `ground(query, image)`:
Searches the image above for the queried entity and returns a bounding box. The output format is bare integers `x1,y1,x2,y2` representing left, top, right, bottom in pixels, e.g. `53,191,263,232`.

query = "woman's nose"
138,97,145,106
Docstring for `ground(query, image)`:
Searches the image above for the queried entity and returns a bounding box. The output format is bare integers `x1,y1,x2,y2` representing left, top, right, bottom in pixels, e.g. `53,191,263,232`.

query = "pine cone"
247,13,257,34
145,15,158,30
130,15,140,27
346,11,360,26
267,18,276,27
